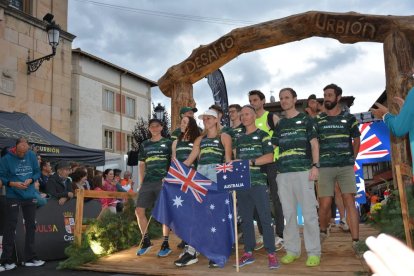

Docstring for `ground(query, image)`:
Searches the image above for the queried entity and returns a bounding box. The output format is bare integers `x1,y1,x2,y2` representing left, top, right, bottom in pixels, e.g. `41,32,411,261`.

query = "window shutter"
115,94,121,113
121,95,126,114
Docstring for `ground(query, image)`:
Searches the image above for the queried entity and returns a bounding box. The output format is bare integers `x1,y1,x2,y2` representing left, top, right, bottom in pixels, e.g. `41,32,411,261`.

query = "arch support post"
383,30,414,187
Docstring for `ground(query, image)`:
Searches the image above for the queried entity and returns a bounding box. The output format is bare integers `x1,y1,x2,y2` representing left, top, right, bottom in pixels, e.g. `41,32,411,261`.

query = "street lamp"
154,103,165,121
26,13,61,74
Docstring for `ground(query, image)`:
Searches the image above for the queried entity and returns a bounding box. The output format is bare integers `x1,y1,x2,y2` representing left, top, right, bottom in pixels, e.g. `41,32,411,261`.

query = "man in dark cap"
45,161,73,205
305,94,321,118
170,107,198,141
0,137,44,270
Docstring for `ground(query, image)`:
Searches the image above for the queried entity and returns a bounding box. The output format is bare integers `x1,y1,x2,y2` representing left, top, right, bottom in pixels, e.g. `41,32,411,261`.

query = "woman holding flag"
176,109,232,268
171,116,201,253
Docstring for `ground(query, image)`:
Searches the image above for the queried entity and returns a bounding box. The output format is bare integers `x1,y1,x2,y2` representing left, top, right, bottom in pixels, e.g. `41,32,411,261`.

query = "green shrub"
58,199,162,269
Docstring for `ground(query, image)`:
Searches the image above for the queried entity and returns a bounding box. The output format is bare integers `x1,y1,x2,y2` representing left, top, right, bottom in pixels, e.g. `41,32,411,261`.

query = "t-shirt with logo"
170,127,181,141
198,136,224,165
175,140,197,168
272,112,317,173
138,137,172,183
315,111,360,167
235,128,273,186
227,124,246,148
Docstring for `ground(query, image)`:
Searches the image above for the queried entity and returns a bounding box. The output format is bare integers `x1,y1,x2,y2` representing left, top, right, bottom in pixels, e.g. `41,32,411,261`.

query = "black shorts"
136,181,162,209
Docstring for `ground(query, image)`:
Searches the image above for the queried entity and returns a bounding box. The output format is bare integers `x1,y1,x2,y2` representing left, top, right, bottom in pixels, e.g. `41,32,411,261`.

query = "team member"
182,109,232,268
234,105,280,269
248,90,284,250
170,107,198,141
272,88,321,267
315,84,361,251
135,119,173,257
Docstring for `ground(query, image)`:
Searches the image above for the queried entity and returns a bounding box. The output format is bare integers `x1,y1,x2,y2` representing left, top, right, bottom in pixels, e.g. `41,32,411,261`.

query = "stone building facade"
0,0,74,141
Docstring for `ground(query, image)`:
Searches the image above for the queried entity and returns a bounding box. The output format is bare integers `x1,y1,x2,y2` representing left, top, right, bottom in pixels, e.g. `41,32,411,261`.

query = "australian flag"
216,160,251,192
152,159,235,267
354,121,391,204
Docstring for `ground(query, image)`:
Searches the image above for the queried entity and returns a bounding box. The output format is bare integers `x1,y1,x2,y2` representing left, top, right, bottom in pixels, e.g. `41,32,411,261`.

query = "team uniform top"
314,111,360,167
272,112,317,173
138,138,172,183
235,128,273,186
198,136,225,165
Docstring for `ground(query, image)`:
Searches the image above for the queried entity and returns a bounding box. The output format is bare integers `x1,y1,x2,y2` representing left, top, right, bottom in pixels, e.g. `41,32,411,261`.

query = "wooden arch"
158,11,414,169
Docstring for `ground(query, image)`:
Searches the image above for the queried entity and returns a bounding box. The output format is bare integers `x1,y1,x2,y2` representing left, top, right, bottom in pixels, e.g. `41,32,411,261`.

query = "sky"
68,0,414,119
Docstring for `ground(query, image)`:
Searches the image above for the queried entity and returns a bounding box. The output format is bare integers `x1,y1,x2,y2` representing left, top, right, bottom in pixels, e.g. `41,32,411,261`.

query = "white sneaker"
0,265,5,272
23,259,45,267
4,263,17,270
254,235,264,251
339,220,350,231
275,236,284,251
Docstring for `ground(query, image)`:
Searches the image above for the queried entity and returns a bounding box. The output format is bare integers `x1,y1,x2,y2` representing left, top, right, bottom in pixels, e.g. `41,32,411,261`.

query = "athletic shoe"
234,252,255,267
275,236,284,251
23,259,45,267
0,265,5,272
177,240,187,249
4,263,16,270
281,253,299,264
157,242,172,257
339,219,350,231
254,235,264,251
174,252,198,267
208,260,219,268
268,252,280,269
136,240,153,256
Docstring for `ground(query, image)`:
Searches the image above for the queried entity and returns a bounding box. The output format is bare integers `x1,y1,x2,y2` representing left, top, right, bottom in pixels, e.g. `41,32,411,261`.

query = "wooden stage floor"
78,223,377,275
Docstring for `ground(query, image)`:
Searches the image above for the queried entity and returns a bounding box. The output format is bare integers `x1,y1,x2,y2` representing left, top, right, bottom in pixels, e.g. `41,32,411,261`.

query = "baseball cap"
180,106,198,115
198,109,218,119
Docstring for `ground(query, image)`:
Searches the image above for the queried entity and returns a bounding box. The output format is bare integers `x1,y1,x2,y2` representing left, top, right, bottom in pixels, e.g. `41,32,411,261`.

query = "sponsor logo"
63,211,75,235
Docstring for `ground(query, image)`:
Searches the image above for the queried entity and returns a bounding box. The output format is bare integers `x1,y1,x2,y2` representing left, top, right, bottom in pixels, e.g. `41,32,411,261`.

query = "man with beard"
314,84,361,254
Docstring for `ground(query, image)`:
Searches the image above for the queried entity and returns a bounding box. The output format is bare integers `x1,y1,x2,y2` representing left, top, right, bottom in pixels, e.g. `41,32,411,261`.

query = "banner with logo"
15,199,100,262
206,69,230,127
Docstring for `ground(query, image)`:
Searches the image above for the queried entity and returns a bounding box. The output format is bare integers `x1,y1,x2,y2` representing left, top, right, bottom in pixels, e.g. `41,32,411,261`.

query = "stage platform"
78,223,377,275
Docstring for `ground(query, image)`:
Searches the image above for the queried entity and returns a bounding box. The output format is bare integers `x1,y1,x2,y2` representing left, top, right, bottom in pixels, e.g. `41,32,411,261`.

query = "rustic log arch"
158,10,414,172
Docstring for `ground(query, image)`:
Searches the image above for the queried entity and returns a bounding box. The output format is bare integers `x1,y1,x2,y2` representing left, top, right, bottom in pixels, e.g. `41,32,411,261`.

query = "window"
103,90,115,112
126,97,136,118
127,135,134,152
104,130,113,150
9,0,31,13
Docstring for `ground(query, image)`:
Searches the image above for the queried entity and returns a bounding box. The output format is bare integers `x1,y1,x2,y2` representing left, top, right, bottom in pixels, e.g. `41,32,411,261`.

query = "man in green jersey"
234,105,280,269
314,84,361,252
248,90,284,251
135,119,173,257
272,88,321,267
228,104,245,141
170,107,198,141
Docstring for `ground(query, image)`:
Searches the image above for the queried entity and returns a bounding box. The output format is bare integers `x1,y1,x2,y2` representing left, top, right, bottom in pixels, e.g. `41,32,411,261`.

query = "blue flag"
152,159,235,267
215,160,251,191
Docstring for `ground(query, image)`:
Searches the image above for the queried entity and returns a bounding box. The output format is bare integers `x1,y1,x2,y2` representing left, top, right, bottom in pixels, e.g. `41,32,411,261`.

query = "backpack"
267,112,277,130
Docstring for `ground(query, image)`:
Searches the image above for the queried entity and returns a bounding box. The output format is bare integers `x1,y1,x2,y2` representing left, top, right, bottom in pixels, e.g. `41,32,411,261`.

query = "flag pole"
232,190,239,272
137,215,153,251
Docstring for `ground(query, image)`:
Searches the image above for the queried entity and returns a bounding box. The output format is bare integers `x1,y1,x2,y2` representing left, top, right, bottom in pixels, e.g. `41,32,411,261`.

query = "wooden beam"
383,30,414,187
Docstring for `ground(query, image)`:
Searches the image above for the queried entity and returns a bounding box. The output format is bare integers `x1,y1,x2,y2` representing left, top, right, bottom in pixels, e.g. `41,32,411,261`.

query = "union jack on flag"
353,121,391,204
165,159,214,203
355,122,391,171
215,162,234,173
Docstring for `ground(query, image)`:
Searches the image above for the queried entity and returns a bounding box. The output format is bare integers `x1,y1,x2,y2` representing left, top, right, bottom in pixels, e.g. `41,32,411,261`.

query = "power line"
73,0,257,26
